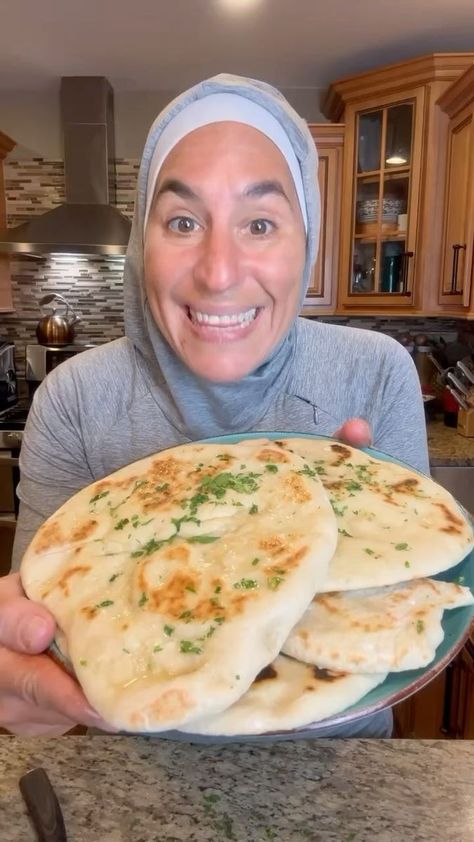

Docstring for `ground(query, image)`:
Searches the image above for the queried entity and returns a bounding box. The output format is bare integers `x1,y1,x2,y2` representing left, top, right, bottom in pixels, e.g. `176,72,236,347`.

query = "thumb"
0,573,56,654
333,417,372,448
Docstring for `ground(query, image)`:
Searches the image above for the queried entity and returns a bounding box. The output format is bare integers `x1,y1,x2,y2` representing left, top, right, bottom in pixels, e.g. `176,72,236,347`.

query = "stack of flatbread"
20,437,474,736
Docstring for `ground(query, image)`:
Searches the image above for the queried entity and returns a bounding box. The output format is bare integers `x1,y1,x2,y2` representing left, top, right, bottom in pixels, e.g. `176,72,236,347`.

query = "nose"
192,224,241,294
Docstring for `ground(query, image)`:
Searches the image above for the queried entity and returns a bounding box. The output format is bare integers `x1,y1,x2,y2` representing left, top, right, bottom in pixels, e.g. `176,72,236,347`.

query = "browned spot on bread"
331,652,340,660
330,444,352,464
324,479,345,491
256,447,289,463
122,623,129,630
313,666,346,682
164,545,191,563
56,564,91,598
317,595,343,615
281,546,307,571
434,501,465,534
284,473,311,503
259,535,288,556
148,571,201,618
298,630,309,641
148,457,181,483
33,520,65,554
390,477,420,495
305,685,315,692
71,519,98,542
255,664,277,682
138,689,193,724
81,606,98,620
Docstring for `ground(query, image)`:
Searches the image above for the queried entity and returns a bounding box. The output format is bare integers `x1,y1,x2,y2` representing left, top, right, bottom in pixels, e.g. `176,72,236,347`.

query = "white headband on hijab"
143,92,308,232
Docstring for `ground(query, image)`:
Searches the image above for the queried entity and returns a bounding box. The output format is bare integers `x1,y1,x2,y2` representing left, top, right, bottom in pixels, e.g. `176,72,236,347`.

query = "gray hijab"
123,73,320,439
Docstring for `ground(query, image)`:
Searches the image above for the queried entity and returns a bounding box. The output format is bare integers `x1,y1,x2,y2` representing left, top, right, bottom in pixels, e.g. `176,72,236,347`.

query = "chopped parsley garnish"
234,578,258,589
123,648,131,654
185,584,197,593
198,471,261,500
404,560,411,568
186,535,220,544
364,548,375,555
90,490,109,504
330,501,348,517
180,640,203,655
214,585,222,594
395,543,410,551
235,674,240,680
338,529,353,538
155,482,169,493
416,619,425,634
79,659,88,667
251,557,260,566
164,625,174,636
214,616,225,624
96,600,114,608
265,463,278,473
153,644,163,653
131,537,168,558
172,514,200,532
268,576,284,590
345,480,362,493
138,592,149,607
114,518,130,530
179,610,194,622
249,504,258,514
108,572,122,583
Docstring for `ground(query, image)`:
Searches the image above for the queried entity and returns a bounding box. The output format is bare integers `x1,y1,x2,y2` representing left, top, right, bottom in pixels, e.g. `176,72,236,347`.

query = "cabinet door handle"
400,251,414,295
449,244,466,294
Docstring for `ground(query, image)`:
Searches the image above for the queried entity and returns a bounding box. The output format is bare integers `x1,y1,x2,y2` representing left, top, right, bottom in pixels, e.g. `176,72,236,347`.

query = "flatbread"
282,578,474,673
280,438,474,591
179,655,387,736
20,439,338,733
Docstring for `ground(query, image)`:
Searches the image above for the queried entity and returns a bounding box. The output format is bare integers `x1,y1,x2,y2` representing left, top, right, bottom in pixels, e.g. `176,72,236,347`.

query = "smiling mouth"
187,307,259,327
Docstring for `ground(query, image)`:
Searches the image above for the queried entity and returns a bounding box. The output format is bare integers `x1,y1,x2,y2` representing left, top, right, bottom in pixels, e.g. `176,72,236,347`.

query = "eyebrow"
153,178,292,205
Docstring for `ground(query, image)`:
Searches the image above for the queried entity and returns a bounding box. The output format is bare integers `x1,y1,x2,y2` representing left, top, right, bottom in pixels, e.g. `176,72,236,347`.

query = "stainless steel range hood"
0,77,131,257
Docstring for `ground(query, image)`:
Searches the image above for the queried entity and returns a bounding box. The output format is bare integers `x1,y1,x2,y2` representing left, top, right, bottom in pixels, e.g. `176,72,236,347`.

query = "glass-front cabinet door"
340,89,425,309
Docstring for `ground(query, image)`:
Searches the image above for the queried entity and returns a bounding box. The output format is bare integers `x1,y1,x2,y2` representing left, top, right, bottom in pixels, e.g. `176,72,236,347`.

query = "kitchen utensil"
457,360,474,386
36,294,79,346
19,767,68,841
447,371,471,398
446,385,468,411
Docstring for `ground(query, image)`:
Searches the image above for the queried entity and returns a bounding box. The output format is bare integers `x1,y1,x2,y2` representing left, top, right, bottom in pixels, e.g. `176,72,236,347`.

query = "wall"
0,158,469,381
1,89,327,160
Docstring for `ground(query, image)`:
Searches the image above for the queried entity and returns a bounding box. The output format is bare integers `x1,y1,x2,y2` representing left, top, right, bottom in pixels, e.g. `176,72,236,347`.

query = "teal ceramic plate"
49,432,474,740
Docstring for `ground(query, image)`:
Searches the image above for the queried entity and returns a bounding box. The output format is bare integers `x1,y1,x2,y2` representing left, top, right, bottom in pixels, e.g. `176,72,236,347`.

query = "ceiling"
1,0,474,94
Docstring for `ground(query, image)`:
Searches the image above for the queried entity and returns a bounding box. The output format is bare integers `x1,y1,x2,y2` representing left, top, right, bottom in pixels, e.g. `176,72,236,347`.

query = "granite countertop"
427,419,474,467
0,737,473,841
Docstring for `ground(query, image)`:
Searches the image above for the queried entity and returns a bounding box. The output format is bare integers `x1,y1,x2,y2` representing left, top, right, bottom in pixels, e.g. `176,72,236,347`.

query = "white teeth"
190,308,257,326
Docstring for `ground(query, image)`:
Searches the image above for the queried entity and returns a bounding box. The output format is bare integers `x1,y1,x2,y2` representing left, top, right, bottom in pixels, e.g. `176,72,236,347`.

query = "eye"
249,219,274,236
168,216,200,234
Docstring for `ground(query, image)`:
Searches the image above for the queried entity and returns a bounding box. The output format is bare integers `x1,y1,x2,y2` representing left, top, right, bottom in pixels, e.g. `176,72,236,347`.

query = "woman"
0,74,428,736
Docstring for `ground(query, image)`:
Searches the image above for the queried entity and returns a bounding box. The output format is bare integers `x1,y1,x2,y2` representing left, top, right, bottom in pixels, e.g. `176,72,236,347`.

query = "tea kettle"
36,293,80,346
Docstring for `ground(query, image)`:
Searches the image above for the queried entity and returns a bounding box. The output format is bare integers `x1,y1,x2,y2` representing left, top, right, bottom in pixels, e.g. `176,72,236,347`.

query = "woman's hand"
333,418,372,448
0,573,113,735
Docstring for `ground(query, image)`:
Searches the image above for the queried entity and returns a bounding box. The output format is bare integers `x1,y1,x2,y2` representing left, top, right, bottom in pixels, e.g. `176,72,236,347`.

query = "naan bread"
20,439,338,733
179,655,387,736
282,578,474,673
281,438,474,591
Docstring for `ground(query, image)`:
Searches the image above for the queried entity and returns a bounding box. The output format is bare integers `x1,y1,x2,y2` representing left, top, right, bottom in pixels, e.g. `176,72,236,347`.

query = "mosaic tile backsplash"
1,158,470,380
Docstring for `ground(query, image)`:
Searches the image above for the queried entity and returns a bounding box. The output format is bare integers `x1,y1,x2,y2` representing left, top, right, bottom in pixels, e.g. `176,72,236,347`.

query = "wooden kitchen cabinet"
394,626,474,739
437,65,474,316
302,124,343,314
0,130,15,312
322,53,474,316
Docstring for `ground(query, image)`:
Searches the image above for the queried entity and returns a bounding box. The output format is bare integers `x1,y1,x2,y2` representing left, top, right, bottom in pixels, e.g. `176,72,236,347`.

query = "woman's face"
144,121,306,383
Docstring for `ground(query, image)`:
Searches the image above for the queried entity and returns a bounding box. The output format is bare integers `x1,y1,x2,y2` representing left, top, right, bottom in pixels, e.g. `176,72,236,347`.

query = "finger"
1,696,77,735
333,418,372,448
1,648,115,730
0,573,56,654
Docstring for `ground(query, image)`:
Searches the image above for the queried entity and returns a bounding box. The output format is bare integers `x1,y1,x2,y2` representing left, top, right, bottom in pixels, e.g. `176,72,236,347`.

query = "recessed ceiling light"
218,0,264,11
386,155,407,165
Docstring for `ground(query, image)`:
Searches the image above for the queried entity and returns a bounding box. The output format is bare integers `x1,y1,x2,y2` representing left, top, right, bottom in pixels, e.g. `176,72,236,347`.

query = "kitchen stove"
0,401,30,448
